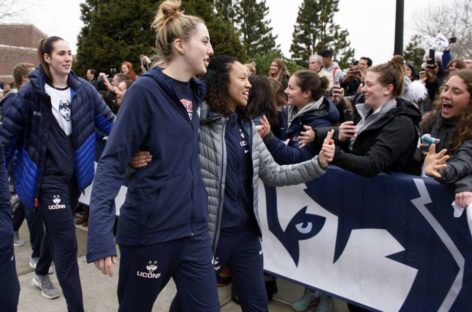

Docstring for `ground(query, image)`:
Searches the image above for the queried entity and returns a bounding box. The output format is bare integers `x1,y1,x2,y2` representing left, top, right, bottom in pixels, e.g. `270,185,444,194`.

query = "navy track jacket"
87,68,209,263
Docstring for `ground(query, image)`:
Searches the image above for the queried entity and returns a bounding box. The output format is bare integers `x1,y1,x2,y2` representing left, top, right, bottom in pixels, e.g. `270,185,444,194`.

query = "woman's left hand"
455,192,472,209
319,130,335,169
423,144,449,178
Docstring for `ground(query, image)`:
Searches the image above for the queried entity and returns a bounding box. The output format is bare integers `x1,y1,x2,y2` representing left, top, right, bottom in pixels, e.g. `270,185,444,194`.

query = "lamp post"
394,0,404,55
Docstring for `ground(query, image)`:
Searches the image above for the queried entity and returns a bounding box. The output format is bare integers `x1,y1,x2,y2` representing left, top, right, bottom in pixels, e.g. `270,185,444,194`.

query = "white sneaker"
32,274,61,299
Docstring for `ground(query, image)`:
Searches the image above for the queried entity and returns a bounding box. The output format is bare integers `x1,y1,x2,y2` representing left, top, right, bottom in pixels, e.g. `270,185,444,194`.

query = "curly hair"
422,69,472,154
205,55,238,116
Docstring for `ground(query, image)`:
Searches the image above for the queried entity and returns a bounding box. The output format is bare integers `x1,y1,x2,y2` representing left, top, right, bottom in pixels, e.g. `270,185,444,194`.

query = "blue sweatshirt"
87,68,209,263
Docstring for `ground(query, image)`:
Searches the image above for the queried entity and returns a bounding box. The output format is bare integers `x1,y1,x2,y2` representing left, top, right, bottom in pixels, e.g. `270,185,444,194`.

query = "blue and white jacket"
0,66,114,209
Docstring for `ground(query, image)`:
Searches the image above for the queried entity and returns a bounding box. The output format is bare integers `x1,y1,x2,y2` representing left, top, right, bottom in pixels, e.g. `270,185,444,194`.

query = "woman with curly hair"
268,57,290,89
198,55,335,311
423,69,472,209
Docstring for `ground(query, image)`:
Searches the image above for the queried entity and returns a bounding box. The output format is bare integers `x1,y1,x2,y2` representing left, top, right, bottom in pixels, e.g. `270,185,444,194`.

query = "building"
0,24,47,85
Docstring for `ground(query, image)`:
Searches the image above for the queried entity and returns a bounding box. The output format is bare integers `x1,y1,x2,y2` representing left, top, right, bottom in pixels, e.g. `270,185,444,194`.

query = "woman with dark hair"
247,75,283,138
121,61,137,81
332,55,422,177
198,55,334,311
268,77,288,139
87,0,219,310
0,36,114,311
423,69,472,209
261,70,339,165
268,58,290,89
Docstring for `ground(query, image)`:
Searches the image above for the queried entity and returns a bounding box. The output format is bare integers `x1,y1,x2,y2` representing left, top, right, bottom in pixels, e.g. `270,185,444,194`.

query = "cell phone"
344,108,354,121
427,49,435,65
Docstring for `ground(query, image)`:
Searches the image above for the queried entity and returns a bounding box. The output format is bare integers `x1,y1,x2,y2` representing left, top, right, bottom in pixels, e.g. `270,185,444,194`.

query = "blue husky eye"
296,222,313,234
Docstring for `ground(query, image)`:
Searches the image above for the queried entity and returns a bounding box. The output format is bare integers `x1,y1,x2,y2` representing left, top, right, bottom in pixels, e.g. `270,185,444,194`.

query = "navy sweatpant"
215,226,268,312
118,232,219,312
35,178,83,312
0,245,20,312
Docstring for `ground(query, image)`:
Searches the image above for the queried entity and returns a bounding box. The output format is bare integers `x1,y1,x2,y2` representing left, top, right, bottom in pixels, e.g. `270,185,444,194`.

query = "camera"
426,49,436,66
109,67,117,76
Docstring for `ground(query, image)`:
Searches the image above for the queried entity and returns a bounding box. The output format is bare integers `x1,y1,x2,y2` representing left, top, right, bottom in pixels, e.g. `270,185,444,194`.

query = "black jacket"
333,98,421,177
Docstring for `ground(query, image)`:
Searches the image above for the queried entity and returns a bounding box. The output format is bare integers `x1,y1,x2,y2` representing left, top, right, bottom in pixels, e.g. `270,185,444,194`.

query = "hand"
129,150,152,168
318,129,335,169
99,72,107,79
338,121,356,141
257,115,271,139
423,144,449,179
95,256,117,277
332,85,345,104
299,125,315,148
455,192,472,209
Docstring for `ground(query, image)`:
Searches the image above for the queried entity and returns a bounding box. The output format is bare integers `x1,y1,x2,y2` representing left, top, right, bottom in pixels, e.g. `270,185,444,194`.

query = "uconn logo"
48,195,66,210
137,260,161,279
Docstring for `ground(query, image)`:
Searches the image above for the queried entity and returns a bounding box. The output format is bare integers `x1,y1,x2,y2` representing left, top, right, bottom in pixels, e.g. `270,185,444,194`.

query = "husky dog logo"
137,260,161,279
59,100,71,121
212,257,221,271
48,195,66,210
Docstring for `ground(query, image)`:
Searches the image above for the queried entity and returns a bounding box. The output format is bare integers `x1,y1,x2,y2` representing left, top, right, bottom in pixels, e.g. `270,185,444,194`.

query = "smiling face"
44,40,72,80
361,71,393,110
269,61,279,75
182,23,213,76
284,75,311,108
440,75,471,119
227,62,251,111
121,64,129,74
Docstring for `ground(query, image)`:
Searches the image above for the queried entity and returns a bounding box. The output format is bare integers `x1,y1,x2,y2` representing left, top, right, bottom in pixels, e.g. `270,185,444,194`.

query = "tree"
75,0,246,75
413,0,472,58
182,0,247,62
75,0,158,75
289,0,354,69
233,0,280,58
213,0,234,22
403,35,425,71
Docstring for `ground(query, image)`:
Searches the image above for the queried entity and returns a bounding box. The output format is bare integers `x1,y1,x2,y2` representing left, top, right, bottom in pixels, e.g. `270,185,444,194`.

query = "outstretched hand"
257,115,271,139
423,144,449,179
318,129,335,169
455,192,472,209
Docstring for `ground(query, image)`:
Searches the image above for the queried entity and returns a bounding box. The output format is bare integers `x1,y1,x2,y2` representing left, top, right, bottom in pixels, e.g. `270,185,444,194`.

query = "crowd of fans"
1,0,472,311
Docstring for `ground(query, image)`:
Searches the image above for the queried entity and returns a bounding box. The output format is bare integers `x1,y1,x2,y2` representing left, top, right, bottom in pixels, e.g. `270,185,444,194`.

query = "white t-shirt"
45,83,72,136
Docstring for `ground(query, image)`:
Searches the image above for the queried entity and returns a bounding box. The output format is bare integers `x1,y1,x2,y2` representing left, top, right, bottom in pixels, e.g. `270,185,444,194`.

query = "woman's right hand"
318,130,335,169
423,144,449,178
95,256,117,277
338,121,356,141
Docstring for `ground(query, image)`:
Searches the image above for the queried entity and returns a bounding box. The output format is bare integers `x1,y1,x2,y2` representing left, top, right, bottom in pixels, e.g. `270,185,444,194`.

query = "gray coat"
198,102,327,252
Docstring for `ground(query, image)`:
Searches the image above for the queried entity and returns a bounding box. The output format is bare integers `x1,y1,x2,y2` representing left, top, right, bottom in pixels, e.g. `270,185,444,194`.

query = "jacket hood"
200,100,224,125
391,97,422,124
142,67,206,107
287,96,337,126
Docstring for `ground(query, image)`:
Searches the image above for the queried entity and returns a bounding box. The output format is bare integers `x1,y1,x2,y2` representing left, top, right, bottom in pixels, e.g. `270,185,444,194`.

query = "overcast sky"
5,0,445,65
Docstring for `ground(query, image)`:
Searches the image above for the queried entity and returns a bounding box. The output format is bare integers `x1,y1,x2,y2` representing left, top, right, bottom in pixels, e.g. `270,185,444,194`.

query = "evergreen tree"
404,35,425,71
289,0,354,69
75,0,246,76
182,0,247,62
75,0,158,75
233,0,280,58
213,0,234,22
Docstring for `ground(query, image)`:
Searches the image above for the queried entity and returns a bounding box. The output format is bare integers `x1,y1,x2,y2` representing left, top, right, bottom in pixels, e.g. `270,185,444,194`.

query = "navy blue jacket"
0,66,114,209
87,68,209,263
264,98,339,165
0,145,13,253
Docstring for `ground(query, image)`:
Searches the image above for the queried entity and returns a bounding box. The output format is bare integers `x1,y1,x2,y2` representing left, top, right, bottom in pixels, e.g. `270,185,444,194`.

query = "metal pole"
394,0,404,55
